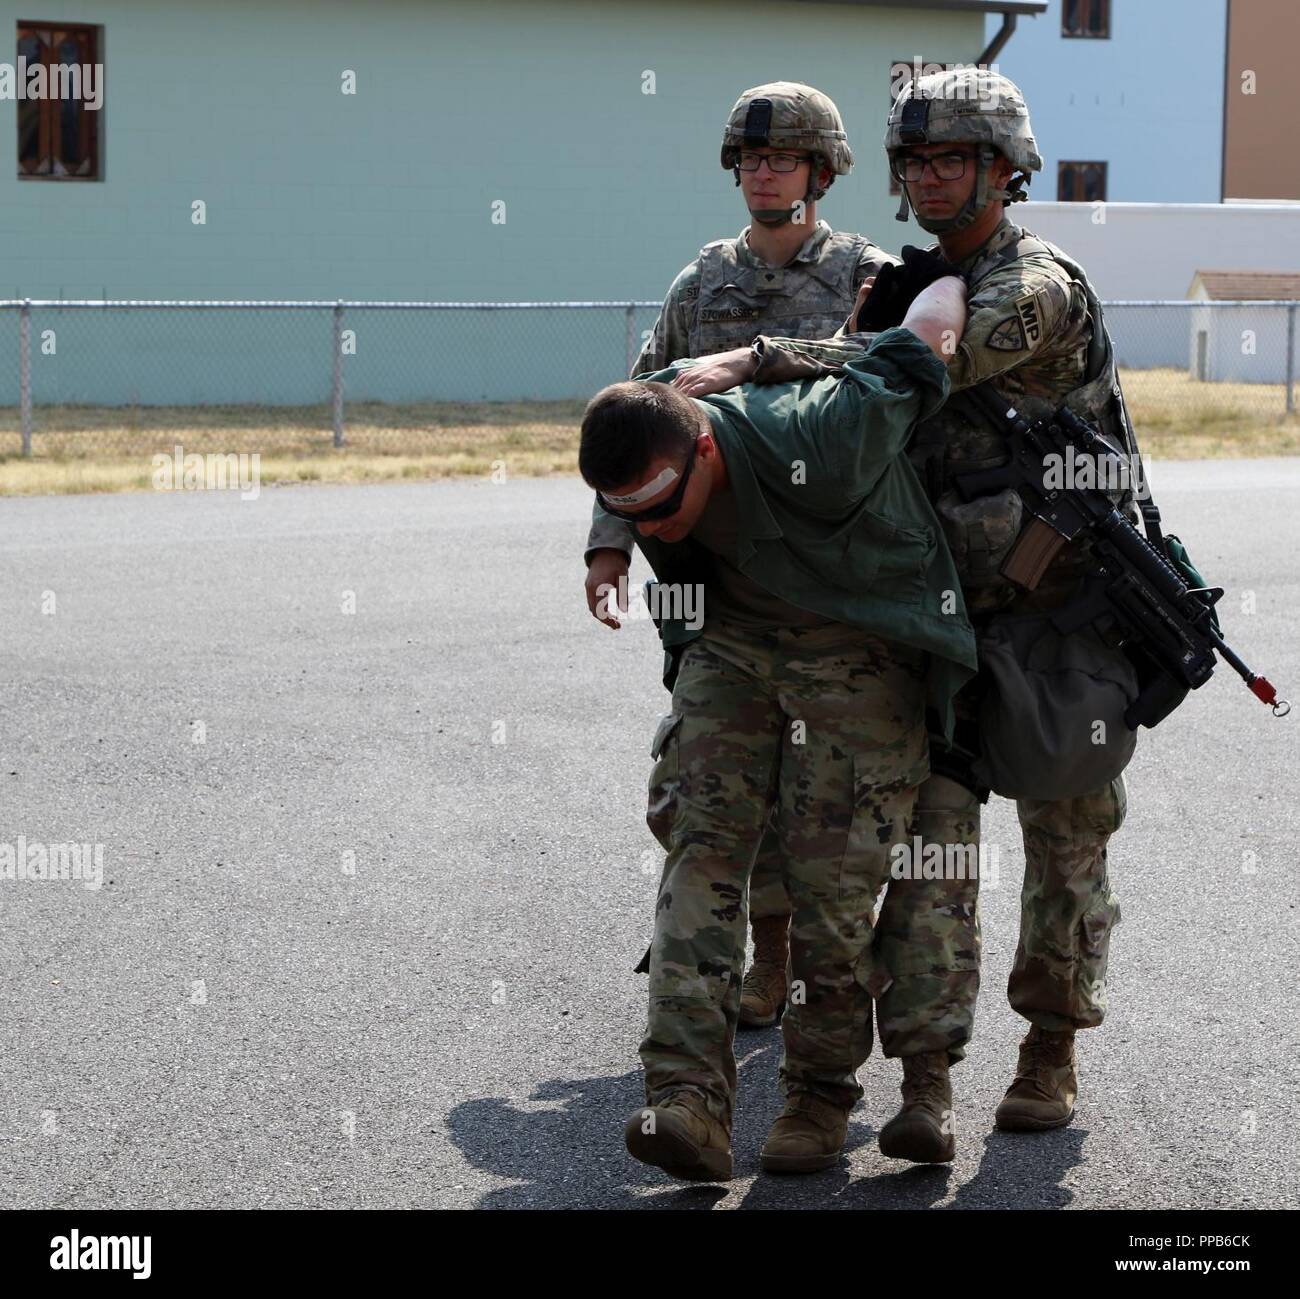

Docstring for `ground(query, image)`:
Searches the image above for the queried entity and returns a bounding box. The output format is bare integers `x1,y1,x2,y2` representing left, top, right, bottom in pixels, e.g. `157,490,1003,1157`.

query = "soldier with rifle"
669,67,1288,1163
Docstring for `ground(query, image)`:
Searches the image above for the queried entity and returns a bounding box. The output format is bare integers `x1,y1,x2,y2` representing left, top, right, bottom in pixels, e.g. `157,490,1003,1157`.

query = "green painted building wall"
0,0,988,401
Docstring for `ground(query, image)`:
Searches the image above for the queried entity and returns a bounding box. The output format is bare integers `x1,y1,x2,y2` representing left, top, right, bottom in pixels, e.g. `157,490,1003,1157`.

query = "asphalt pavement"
1,460,1296,1209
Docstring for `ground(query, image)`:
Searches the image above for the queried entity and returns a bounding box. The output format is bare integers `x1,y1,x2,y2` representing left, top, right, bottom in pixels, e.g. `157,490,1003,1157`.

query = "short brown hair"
578,381,700,491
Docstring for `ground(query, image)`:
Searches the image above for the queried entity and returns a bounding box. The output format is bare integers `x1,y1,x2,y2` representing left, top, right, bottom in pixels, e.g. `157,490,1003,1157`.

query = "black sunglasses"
597,440,697,523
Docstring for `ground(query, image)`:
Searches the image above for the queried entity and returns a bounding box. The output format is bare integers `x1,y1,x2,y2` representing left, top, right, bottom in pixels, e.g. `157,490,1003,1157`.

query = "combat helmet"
721,82,853,225
885,67,1042,233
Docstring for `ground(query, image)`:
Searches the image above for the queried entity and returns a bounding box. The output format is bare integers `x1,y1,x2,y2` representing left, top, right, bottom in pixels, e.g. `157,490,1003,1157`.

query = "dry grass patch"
1,375,1297,495
1119,368,1300,458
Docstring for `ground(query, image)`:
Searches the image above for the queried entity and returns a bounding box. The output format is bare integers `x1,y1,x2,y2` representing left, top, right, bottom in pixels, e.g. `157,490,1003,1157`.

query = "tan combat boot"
624,1091,733,1182
995,1024,1078,1131
760,1091,851,1174
878,1050,956,1164
738,915,789,1029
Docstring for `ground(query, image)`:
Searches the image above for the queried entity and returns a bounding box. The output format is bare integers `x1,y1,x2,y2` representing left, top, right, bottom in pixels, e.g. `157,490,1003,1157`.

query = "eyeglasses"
890,150,974,183
736,152,811,173
596,441,697,524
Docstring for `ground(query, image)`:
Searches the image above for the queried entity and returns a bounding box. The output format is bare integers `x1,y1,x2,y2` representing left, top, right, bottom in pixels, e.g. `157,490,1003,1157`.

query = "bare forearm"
900,276,967,361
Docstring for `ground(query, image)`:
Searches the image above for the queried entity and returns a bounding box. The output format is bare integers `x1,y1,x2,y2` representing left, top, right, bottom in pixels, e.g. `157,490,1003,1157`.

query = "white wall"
1012,201,1300,372
1195,304,1294,384
1016,201,1300,300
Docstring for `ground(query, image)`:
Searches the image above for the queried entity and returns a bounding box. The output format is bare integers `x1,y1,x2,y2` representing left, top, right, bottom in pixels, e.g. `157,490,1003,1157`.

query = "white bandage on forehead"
601,465,678,506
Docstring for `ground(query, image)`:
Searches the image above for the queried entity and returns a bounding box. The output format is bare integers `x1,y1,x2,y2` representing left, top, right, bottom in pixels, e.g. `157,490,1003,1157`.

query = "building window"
1058,161,1107,201
17,22,101,180
1062,0,1110,38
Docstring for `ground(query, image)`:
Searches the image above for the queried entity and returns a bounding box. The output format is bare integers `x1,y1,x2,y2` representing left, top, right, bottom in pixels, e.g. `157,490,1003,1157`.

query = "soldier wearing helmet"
584,84,898,1038
886,66,1042,235
675,67,1141,1166
607,81,891,375
719,79,856,225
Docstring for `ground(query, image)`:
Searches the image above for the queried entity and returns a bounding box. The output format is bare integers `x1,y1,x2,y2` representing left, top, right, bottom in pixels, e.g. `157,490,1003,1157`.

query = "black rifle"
953,387,1289,730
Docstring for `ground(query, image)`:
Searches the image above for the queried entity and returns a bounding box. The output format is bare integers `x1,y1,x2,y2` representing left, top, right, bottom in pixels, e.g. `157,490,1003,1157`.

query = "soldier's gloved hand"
855,245,954,332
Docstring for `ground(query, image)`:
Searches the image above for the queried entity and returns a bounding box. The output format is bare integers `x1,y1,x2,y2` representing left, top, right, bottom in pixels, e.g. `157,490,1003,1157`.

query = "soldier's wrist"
749,337,774,382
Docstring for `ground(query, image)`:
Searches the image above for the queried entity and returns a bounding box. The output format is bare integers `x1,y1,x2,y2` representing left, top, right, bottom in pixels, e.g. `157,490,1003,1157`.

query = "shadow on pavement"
946,1125,1088,1210
447,1029,1085,1209
448,1032,790,1208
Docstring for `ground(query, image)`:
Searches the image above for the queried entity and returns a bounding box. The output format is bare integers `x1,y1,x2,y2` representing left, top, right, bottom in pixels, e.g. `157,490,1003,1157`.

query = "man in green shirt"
580,278,976,1181
585,82,896,1031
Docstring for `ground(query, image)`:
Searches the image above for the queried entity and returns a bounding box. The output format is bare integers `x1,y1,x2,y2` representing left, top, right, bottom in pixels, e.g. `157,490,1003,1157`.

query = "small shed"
1187,270,1300,384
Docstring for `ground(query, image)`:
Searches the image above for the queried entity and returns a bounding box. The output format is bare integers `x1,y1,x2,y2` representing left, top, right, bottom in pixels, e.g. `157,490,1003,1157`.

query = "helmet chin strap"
735,161,824,228
749,206,799,226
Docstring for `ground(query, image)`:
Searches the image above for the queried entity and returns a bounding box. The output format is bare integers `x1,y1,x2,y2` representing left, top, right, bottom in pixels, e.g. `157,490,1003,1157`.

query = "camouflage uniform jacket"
749,218,1138,611
633,220,891,373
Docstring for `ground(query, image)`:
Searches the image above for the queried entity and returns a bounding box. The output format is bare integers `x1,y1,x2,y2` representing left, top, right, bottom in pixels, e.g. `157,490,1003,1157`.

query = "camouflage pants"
1010,775,1125,1031
998,568,1128,1030
745,703,1127,1047
876,768,1127,1042
874,771,981,1060
746,819,790,922
641,619,929,1127
750,679,982,1062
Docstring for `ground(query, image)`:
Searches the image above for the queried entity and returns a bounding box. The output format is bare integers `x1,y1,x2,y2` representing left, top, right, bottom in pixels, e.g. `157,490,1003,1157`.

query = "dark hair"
578,381,700,491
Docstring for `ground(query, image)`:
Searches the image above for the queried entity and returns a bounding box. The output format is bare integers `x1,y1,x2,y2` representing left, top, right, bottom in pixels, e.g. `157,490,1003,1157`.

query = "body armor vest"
688,229,871,358
909,227,1136,608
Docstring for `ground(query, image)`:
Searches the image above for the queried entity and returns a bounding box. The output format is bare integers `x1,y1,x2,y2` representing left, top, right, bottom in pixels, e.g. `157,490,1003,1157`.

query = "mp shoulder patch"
1014,291,1042,345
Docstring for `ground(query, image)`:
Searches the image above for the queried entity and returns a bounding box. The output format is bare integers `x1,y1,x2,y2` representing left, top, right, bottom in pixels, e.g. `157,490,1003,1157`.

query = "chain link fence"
1103,301,1298,446
0,299,1295,462
0,301,662,462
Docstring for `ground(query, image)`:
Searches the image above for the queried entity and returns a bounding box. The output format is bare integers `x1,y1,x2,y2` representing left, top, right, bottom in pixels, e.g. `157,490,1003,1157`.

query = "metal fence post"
19,298,32,456
624,303,637,377
332,300,345,447
1286,303,1296,416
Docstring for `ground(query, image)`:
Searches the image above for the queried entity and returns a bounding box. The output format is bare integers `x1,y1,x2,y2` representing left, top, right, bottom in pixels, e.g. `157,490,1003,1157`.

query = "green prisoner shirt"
690,487,832,631
629,327,979,740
